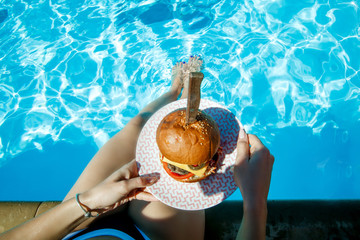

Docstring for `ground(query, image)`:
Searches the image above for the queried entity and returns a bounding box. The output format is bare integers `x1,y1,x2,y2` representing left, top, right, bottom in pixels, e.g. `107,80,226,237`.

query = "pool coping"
1,200,359,239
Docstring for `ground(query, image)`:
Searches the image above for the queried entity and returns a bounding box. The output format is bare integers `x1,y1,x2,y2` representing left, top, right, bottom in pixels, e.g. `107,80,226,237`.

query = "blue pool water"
0,0,359,201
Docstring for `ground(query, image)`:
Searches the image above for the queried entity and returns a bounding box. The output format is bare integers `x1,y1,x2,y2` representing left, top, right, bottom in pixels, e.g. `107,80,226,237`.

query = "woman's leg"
128,56,205,240
129,201,205,240
63,62,186,230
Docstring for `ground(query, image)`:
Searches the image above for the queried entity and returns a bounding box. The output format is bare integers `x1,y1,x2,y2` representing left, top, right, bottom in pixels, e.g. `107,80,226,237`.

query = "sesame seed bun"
156,108,220,166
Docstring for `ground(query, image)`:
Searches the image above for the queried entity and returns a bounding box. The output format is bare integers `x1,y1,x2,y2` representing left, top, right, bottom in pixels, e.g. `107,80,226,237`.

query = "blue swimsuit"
63,226,150,240
62,213,151,240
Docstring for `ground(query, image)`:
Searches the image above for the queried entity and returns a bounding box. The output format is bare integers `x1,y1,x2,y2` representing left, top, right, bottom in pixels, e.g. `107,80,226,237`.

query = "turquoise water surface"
0,0,359,201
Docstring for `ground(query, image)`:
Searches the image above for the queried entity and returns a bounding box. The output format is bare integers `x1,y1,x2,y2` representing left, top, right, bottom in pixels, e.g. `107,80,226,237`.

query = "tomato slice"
162,161,194,180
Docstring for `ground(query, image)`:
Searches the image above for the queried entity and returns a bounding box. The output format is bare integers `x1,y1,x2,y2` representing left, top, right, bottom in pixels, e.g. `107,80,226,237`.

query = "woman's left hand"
79,159,159,214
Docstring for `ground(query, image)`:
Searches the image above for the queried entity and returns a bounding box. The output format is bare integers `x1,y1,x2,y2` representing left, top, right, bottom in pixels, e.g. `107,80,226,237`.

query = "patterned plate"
136,99,242,210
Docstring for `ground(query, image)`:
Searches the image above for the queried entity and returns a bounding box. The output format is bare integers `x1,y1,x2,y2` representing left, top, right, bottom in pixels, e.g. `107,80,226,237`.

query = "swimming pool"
0,0,359,201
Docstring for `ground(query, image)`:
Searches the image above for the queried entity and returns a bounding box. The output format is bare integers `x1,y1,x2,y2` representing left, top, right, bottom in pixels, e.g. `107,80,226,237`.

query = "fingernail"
146,176,159,185
239,128,246,139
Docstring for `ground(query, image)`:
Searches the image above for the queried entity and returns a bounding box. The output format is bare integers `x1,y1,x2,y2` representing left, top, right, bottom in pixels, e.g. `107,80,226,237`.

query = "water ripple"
0,0,359,164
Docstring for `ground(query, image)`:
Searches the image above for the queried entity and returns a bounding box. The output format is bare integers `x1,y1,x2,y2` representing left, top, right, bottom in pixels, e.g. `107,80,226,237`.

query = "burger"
156,108,221,183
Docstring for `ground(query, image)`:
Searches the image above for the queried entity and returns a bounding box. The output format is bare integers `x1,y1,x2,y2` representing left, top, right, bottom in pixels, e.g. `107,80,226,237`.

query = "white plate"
136,99,242,210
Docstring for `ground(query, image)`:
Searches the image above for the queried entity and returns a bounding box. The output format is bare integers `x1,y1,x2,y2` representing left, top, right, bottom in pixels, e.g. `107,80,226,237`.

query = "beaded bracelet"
75,193,99,218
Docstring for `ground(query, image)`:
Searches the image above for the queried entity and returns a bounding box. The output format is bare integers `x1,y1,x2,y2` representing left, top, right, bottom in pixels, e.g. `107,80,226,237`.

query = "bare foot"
170,62,186,98
180,55,203,99
187,55,203,72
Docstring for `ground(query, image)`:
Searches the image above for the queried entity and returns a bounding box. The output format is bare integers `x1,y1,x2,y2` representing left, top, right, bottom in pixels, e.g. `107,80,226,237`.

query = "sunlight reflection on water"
0,0,359,167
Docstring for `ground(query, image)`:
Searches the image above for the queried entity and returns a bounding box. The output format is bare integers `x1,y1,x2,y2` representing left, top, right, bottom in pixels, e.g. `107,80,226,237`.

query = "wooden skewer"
186,72,204,124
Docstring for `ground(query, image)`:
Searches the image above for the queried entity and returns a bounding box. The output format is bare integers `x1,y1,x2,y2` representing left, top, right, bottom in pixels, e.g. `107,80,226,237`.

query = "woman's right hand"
80,159,159,215
234,129,275,209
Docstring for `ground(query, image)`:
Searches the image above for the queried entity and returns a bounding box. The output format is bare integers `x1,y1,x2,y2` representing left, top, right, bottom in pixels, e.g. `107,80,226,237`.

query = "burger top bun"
156,108,220,166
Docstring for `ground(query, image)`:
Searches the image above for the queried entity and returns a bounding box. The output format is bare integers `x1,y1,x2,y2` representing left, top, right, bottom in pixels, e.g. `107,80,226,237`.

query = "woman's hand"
234,129,274,240
80,159,159,215
234,129,275,209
